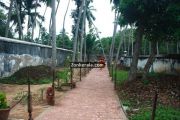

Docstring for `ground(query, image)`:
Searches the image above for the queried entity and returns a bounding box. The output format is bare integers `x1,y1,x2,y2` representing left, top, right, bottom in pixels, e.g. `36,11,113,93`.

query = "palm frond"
30,12,44,21
0,1,8,10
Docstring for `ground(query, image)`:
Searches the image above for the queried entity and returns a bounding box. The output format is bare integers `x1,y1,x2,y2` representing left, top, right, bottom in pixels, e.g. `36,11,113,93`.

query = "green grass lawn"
115,70,128,85
112,69,128,85
130,105,180,120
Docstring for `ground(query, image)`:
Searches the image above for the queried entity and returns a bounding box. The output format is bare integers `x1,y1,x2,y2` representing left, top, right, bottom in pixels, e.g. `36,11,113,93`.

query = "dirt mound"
13,65,52,80
0,65,52,84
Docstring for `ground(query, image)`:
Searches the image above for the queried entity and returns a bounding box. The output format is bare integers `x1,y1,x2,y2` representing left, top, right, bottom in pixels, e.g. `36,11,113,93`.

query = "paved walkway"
35,67,127,120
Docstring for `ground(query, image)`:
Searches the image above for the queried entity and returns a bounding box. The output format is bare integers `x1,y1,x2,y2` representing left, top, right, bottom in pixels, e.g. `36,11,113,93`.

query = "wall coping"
0,36,73,52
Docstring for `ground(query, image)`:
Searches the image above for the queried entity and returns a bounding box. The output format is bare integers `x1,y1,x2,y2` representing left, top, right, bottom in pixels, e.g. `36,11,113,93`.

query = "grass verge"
115,69,180,120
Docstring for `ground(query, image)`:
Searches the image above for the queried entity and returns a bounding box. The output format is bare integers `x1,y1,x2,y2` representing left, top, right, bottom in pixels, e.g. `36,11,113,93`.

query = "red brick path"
35,67,127,120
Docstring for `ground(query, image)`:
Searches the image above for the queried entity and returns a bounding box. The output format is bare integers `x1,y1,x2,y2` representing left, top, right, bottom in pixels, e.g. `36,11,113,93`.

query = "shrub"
57,68,70,83
0,92,8,109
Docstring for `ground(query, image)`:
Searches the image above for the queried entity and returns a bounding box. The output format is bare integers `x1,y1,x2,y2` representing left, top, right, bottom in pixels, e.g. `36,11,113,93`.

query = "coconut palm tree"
48,0,60,45
72,0,85,62
2,0,24,39
3,0,44,41
72,0,96,61
80,0,86,61
109,0,120,65
14,0,23,39
23,0,44,42
51,0,56,69
5,0,13,38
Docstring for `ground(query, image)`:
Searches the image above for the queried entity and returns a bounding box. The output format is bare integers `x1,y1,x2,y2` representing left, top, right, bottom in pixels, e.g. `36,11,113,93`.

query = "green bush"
0,92,8,109
57,68,70,83
130,106,180,120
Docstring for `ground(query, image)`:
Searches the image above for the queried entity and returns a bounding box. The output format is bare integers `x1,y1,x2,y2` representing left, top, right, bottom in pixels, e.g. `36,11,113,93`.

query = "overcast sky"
39,0,115,38
4,0,115,38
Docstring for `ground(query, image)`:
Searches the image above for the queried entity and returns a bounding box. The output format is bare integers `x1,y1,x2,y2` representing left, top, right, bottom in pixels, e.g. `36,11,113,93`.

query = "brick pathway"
35,67,127,120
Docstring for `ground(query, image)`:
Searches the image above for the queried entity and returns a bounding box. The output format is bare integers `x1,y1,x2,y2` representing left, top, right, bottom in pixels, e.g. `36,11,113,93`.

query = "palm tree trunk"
128,26,144,81
49,0,60,29
115,31,123,63
26,4,32,42
83,16,87,62
31,0,38,41
80,0,86,62
49,0,60,45
72,0,85,62
15,0,23,40
55,0,60,14
109,11,119,64
62,0,70,48
51,0,56,69
84,35,87,61
48,11,52,45
5,0,13,37
77,37,80,61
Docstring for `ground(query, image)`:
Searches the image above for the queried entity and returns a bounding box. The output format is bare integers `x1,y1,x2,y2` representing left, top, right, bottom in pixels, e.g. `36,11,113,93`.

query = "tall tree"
62,0,71,48
109,12,119,64
14,0,23,39
71,0,95,61
0,9,13,37
115,30,123,63
51,0,56,69
56,32,72,49
109,0,120,65
72,0,84,62
119,0,180,81
5,0,13,38
80,0,86,61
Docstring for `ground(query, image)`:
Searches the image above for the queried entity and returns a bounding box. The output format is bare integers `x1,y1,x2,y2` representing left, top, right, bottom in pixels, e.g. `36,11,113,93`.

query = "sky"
4,0,116,38
38,0,115,38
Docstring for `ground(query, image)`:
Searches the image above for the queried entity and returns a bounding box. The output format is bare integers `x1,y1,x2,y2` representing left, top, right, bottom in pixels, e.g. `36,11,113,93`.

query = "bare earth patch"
0,83,64,120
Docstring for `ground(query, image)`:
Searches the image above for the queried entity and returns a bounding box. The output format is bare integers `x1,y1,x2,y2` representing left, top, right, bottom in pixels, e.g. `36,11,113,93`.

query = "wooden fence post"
27,71,33,120
151,90,158,120
111,63,114,81
114,65,117,90
80,67,81,81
